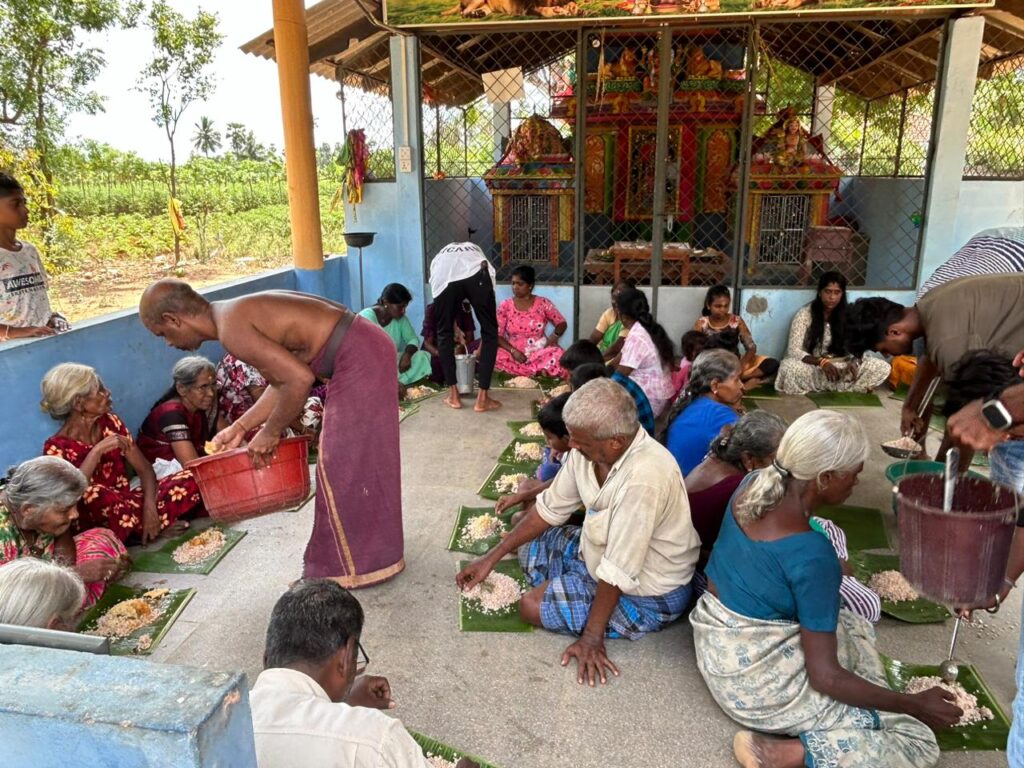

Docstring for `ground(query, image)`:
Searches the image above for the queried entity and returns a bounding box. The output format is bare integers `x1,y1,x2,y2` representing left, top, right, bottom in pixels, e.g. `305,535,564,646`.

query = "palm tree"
191,116,221,157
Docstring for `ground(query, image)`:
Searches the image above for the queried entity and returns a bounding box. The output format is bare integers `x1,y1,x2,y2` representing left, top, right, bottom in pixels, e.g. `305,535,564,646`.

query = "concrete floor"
129,389,1019,768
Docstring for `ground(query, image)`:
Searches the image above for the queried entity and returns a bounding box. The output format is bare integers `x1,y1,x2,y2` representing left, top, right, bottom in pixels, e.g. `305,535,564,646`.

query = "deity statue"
686,46,723,80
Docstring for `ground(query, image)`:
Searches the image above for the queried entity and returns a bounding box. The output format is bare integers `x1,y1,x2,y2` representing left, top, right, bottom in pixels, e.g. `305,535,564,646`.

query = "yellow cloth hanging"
168,197,186,235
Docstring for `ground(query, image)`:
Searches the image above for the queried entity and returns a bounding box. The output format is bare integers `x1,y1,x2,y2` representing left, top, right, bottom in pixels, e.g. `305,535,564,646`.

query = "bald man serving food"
139,280,405,588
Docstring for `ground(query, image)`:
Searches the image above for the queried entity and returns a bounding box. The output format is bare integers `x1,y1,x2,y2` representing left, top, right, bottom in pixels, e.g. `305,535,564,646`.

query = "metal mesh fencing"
964,57,1024,179
420,30,578,284
339,71,396,181
740,19,945,290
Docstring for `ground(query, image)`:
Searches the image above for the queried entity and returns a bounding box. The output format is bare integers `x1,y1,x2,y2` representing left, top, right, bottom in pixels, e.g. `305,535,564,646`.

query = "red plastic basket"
186,435,312,523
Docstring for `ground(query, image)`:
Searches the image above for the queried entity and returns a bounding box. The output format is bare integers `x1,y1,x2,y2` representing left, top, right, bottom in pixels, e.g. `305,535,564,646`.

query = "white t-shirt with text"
0,241,52,328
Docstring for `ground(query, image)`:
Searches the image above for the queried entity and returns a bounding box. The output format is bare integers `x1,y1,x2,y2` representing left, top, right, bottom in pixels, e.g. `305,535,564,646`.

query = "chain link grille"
339,71,396,181
964,57,1024,179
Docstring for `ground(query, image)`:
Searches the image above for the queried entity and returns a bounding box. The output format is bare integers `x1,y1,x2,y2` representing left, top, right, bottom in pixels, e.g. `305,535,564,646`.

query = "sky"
65,0,346,162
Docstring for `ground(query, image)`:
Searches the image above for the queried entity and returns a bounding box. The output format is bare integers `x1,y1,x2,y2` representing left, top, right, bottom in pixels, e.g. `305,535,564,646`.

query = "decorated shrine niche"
484,115,574,266
549,34,749,285
736,107,849,284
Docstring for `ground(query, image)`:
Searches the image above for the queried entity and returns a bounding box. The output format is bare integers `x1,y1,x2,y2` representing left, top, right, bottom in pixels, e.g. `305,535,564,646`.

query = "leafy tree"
0,0,139,242
192,115,221,157
137,1,222,265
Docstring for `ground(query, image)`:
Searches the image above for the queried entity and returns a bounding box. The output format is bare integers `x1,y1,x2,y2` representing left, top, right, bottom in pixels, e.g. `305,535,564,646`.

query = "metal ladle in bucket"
939,448,962,683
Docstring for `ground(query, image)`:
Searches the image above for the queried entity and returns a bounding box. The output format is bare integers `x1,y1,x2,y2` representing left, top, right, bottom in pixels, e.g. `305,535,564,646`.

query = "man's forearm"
1001,383,1024,425
906,355,939,413
262,383,309,435
581,580,622,640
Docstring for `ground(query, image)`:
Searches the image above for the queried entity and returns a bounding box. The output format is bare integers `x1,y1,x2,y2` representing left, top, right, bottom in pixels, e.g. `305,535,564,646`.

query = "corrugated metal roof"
240,0,1024,105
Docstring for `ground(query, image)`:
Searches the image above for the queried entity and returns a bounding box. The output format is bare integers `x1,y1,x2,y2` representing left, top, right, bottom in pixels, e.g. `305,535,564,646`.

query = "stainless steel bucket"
455,354,476,395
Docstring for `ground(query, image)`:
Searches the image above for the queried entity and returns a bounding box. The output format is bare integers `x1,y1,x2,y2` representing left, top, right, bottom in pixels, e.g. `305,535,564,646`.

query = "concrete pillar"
388,35,428,301
272,0,325,295
812,83,835,148
917,16,985,289
492,102,511,162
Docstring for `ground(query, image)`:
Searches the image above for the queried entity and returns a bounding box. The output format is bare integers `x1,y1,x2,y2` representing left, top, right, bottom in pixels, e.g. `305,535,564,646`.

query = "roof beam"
331,30,388,68
821,28,940,86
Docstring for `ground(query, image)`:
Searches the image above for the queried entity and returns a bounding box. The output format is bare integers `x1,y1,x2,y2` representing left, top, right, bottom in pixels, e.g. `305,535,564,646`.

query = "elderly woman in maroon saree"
40,363,204,543
137,356,221,465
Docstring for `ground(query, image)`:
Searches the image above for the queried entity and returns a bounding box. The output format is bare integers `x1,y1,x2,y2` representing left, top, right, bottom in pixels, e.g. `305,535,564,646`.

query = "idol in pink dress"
494,295,567,378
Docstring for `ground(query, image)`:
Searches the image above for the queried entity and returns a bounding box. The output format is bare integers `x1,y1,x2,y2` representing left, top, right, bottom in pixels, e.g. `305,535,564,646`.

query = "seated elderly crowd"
6,241,976,768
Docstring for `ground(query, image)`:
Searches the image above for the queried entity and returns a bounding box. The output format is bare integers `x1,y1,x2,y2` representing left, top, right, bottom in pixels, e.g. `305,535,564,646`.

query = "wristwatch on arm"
981,396,1014,431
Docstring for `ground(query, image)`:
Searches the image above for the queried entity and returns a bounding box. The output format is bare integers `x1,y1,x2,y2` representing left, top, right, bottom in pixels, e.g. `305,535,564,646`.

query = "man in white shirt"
250,580,477,768
428,242,501,412
0,173,69,341
457,378,700,687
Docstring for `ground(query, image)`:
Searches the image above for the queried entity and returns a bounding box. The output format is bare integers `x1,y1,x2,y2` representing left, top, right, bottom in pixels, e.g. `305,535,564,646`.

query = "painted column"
272,0,325,296
812,83,835,149
917,16,985,289
389,35,428,300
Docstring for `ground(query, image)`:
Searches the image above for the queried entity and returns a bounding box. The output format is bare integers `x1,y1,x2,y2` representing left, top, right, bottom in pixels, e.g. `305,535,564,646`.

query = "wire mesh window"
740,19,945,290
339,72,396,181
420,30,578,283
964,57,1024,179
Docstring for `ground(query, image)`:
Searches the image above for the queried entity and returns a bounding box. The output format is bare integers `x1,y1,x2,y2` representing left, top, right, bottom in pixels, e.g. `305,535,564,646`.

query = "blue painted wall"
0,259,348,470
0,645,255,767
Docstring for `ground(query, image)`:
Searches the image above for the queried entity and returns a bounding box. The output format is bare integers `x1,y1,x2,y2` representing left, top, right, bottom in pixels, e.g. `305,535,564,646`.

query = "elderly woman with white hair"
42,362,203,544
0,457,128,608
457,378,700,686
138,355,225,465
691,410,960,768
0,558,85,628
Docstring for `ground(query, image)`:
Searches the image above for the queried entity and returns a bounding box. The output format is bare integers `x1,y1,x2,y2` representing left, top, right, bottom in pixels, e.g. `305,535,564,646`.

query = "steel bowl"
343,232,376,249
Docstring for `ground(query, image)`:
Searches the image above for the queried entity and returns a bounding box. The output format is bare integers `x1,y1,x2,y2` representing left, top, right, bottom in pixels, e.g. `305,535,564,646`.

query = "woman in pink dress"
615,287,677,417
494,265,568,378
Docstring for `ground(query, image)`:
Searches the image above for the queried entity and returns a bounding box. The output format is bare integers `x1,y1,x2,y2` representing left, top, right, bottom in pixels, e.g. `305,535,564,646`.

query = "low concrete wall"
0,645,255,767
0,258,349,470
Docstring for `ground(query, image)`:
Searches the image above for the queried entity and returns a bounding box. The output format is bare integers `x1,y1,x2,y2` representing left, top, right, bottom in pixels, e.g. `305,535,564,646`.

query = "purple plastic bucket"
896,474,1017,605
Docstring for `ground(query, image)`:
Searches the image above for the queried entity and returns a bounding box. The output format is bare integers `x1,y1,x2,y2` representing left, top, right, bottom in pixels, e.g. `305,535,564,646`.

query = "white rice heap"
136,634,153,653
494,473,527,494
520,422,545,437
462,572,523,614
868,570,920,602
513,442,544,462
459,513,505,545
172,528,227,565
547,383,571,397
426,756,458,768
406,385,433,400
506,376,539,389
883,436,922,453
904,676,994,726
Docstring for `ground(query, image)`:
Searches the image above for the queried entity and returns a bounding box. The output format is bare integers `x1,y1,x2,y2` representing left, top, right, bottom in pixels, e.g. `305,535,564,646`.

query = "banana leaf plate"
402,382,444,404
458,559,533,633
477,463,531,501
490,372,543,391
448,505,518,556
881,656,1010,751
497,439,545,469
815,504,889,553
849,550,950,623
398,403,420,423
410,731,501,768
506,420,547,442
131,523,246,575
76,584,196,656
805,391,883,408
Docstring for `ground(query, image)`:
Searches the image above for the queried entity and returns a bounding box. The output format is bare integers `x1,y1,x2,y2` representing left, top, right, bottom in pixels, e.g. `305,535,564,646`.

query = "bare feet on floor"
444,386,463,409
733,732,805,768
474,391,502,412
